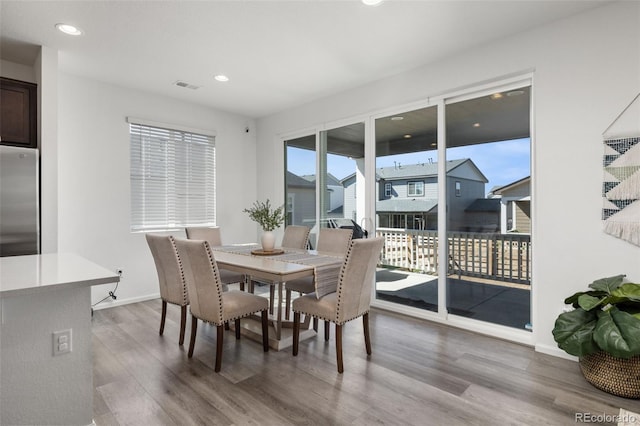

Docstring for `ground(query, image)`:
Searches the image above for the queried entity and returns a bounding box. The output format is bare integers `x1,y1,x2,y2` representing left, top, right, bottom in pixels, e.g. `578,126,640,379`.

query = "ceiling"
0,1,609,119
287,86,531,158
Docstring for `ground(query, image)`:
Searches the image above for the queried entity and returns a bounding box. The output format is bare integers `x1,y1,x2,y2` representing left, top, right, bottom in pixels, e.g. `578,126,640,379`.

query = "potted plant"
552,274,640,398
243,199,284,252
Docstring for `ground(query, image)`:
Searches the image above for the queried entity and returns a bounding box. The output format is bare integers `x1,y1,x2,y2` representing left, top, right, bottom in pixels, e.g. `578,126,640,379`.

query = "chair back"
335,237,384,324
316,228,353,255
185,226,222,246
174,238,225,325
145,234,189,306
281,225,310,249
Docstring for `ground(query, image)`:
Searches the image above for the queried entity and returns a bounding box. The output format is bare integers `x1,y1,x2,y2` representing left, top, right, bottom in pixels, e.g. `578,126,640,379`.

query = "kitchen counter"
0,252,119,425
0,252,119,297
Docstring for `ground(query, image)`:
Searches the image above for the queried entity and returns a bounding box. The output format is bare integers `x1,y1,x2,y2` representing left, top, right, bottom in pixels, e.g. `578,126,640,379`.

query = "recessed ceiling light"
55,23,83,36
214,74,229,82
473,123,481,128
362,0,384,6
403,134,412,139
390,116,404,121
491,93,503,100
507,90,525,97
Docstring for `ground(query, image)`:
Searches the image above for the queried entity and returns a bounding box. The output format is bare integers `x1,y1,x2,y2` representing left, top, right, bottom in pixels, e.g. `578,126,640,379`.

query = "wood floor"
92,298,639,426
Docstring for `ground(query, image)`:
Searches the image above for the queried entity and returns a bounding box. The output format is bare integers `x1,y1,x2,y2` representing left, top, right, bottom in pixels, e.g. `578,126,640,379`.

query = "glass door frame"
367,74,534,346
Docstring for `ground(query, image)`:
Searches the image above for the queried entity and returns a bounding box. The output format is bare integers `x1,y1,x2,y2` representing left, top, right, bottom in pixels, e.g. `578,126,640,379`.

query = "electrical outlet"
53,329,72,356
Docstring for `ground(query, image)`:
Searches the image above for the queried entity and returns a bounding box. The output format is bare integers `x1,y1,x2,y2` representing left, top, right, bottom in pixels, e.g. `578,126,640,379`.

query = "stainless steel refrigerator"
0,145,40,256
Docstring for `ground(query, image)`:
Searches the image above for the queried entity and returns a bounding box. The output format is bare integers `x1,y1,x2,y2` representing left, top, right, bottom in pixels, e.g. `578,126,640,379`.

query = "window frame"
407,180,425,197
128,117,217,232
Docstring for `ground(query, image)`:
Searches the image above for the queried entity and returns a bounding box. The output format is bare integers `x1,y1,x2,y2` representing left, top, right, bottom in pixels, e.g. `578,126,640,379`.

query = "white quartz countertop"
0,253,120,297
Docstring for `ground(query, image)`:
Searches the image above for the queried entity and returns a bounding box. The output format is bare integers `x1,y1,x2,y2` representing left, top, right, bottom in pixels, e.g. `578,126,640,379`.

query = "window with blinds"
129,120,216,232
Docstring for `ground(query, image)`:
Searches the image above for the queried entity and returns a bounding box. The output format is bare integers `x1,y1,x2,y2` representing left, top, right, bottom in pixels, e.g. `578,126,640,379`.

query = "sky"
287,138,530,193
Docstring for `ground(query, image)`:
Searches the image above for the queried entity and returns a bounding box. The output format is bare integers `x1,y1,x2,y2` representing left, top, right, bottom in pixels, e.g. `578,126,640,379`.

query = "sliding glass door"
284,78,533,337
372,81,532,332
374,105,440,313
285,122,365,248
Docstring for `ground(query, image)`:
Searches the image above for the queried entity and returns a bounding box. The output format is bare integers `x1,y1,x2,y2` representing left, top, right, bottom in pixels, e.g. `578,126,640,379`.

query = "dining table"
209,244,344,350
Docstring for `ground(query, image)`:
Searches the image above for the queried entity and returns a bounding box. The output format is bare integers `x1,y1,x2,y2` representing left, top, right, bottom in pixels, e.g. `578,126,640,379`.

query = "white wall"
256,2,640,357
57,74,257,307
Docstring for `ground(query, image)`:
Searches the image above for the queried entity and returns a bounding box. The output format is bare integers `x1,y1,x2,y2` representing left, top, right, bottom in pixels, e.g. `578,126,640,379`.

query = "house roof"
376,198,438,213
286,171,314,188
377,159,467,180
491,176,531,195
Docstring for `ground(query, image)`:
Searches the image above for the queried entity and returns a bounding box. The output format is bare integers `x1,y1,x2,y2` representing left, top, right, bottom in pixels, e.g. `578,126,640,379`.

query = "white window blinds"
129,120,216,232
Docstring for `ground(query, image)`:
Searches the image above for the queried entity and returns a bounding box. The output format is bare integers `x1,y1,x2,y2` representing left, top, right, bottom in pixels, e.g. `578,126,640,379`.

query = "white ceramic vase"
261,230,276,252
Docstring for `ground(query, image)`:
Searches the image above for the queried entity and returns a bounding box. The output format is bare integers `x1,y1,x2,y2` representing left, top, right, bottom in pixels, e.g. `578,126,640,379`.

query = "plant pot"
579,351,640,399
261,231,276,252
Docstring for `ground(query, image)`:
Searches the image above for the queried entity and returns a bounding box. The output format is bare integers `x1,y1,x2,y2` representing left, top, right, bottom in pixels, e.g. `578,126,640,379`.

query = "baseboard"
92,293,160,311
535,343,577,361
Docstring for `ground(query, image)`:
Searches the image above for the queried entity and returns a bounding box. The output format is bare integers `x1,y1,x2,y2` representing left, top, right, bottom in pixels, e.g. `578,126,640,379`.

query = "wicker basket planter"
579,351,640,399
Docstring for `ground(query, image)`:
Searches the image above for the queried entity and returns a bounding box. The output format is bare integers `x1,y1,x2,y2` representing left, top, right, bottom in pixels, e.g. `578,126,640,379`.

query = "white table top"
0,253,120,297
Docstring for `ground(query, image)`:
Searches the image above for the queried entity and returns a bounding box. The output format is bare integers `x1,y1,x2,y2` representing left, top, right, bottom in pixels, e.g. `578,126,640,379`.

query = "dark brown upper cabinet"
1,77,38,149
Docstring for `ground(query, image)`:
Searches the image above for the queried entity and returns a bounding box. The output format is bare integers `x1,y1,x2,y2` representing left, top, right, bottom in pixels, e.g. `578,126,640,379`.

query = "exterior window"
384,182,392,197
455,181,461,197
408,181,424,197
129,119,216,232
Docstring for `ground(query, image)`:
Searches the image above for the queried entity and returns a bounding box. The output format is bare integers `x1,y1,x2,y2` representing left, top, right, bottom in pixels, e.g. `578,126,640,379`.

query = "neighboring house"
343,159,490,231
286,172,345,228
464,198,501,232
285,171,315,227
489,176,531,233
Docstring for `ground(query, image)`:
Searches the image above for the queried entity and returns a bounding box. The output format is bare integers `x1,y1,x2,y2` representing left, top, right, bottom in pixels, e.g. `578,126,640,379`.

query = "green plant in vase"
243,199,284,251
552,274,640,398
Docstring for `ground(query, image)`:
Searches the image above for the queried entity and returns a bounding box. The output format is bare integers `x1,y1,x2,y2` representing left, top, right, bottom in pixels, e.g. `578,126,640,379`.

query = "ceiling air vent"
173,80,201,90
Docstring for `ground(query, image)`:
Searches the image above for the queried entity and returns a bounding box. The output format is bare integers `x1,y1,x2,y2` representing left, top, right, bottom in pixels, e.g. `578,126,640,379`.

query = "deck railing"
376,228,531,285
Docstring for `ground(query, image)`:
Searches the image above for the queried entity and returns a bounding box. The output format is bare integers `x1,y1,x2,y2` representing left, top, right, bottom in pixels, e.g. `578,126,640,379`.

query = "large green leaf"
611,283,640,302
565,290,606,307
589,275,625,293
578,294,605,311
552,308,598,357
593,307,640,358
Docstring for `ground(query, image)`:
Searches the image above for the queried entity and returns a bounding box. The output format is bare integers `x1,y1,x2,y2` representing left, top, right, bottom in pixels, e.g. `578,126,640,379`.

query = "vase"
261,231,276,252
579,351,640,398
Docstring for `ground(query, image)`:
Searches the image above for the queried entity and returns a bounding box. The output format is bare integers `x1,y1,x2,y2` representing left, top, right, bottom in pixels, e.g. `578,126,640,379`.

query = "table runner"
213,245,344,298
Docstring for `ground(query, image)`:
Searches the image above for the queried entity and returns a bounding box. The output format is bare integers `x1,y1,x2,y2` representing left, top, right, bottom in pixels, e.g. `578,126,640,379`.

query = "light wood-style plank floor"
92,299,639,425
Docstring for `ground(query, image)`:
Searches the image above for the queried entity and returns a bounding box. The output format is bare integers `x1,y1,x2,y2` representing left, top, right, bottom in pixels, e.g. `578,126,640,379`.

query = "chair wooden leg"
235,319,241,340
179,305,187,346
188,315,197,358
292,312,300,356
363,313,372,355
224,322,230,330
269,285,275,314
215,325,224,372
249,280,255,293
159,300,167,336
285,289,291,320
324,320,330,342
336,324,344,374
313,317,318,332
261,310,269,352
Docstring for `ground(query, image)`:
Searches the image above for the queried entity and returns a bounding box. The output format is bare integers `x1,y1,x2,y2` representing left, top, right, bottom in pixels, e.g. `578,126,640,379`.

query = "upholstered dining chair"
145,233,189,346
292,237,384,373
280,225,311,250
185,226,247,291
174,238,269,372
284,228,353,330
